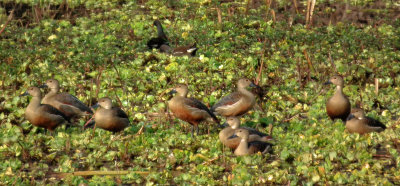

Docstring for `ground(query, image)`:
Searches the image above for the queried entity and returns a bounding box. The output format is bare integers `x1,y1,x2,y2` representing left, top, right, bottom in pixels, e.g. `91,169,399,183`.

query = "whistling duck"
86,97,129,133
231,129,273,156
168,84,219,136
325,75,351,122
21,86,69,131
147,20,169,49
211,78,259,117
40,79,93,120
219,117,272,149
346,108,386,134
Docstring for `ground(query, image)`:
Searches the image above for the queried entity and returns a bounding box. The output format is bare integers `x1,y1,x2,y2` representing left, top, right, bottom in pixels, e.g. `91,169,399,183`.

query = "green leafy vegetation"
1,0,400,184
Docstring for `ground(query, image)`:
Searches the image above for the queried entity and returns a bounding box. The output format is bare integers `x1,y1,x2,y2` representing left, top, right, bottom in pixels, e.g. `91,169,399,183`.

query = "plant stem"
0,9,14,36
52,170,150,178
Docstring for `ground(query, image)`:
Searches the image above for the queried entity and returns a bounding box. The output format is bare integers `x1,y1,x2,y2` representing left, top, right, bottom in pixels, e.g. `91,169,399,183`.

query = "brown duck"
325,75,351,122
168,84,219,136
211,78,259,117
160,43,198,56
85,97,130,133
346,108,386,134
219,117,272,149
40,79,93,120
21,86,70,131
231,129,273,156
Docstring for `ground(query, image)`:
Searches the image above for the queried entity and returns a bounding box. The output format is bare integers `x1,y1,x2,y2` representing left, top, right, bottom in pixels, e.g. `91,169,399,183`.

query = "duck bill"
168,89,177,95
228,134,239,139
20,91,29,97
221,122,228,128
346,114,355,121
91,103,99,109
249,82,260,88
324,80,332,85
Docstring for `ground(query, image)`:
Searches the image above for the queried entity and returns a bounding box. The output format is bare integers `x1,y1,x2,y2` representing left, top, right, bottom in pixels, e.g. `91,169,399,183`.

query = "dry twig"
216,7,222,24
0,9,14,36
268,124,273,136
328,52,337,73
51,170,149,178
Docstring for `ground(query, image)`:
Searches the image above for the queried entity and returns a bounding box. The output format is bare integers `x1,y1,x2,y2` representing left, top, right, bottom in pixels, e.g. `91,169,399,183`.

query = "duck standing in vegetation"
211,78,259,117
231,129,273,156
346,108,386,134
147,20,169,49
168,84,220,136
40,79,93,120
21,87,70,131
85,97,129,133
219,117,272,149
325,75,351,122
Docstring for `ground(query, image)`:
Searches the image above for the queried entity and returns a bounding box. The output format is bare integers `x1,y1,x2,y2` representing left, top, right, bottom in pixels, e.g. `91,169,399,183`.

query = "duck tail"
187,43,198,56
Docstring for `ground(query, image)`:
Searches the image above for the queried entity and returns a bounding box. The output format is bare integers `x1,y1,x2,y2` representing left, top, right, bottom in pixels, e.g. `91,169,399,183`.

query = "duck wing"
365,117,386,130
41,104,70,122
55,93,93,114
240,126,269,137
112,107,129,119
248,141,273,154
185,97,219,124
211,92,242,112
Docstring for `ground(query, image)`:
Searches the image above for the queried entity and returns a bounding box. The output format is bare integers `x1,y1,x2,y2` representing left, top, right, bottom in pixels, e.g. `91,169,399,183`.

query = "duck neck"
156,24,166,39
357,113,366,120
335,85,343,95
235,137,249,155
177,91,187,98
49,87,59,95
27,96,41,110
169,94,185,106
238,87,253,98
231,123,239,129
94,107,107,122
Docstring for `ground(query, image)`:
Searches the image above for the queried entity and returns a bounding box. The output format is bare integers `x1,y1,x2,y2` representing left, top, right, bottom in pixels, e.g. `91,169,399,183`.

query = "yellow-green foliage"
0,0,399,185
